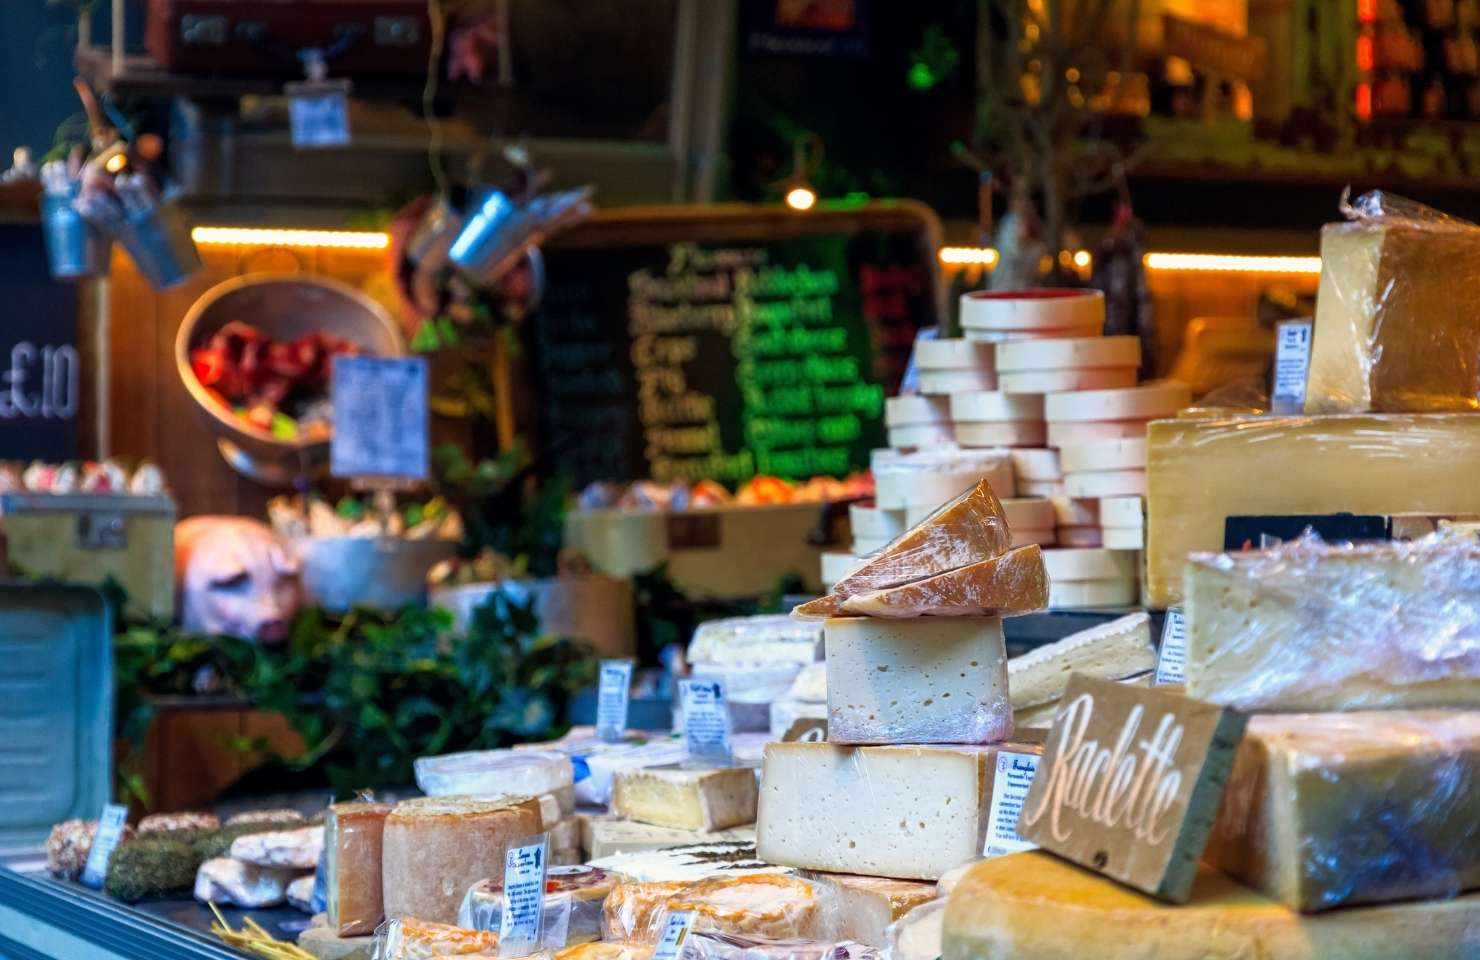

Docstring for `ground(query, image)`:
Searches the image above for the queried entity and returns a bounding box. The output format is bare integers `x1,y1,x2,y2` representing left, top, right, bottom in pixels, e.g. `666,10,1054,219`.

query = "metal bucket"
446,187,520,280
119,196,202,289
39,194,111,279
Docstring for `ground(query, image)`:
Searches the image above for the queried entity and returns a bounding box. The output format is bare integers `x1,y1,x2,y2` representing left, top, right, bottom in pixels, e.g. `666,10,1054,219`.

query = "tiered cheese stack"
884,395,955,451
940,533,1480,959
915,338,996,398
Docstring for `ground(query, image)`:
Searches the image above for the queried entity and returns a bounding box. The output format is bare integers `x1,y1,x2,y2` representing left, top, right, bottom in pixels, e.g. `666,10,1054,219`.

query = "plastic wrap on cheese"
793,480,1012,619
684,932,880,960
415,749,573,799
457,884,576,945
838,545,1048,618
371,917,506,959
1184,532,1480,711
602,874,836,946
687,616,824,667
1308,190,1480,414
881,900,944,960
1204,710,1480,912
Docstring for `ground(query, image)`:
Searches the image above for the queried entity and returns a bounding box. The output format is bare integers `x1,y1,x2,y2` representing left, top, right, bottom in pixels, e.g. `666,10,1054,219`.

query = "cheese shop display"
459,865,627,941
1040,546,1139,609
958,289,1104,341
602,873,828,943
807,874,936,948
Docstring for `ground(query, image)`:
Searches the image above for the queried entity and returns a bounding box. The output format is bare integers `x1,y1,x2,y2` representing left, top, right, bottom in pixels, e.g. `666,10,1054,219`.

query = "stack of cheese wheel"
1044,381,1191,465
1058,435,1149,498
959,288,1103,342
850,501,907,557
1042,547,1139,608
871,448,1016,513
1049,495,1101,548
1001,497,1055,548
883,395,953,451
915,339,996,396
994,336,1140,394
1008,448,1062,498
1100,496,1144,549
947,391,1045,449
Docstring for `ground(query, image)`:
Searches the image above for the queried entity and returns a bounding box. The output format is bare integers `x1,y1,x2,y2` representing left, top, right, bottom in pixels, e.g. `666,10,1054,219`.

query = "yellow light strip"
939,246,1000,266
939,246,1322,275
190,227,391,250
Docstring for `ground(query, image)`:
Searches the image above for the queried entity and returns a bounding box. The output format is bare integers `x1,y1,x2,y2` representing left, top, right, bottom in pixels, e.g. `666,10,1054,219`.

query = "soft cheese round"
886,395,952,427
1048,579,1137,608
959,289,1104,331
1062,469,1147,498
916,338,996,371
889,424,957,450
1002,497,1055,531
1046,419,1148,447
950,391,1044,423
1044,381,1191,423
1000,368,1137,394
954,421,1046,448
1101,526,1143,549
1048,495,1098,526
850,503,907,538
1099,495,1144,526
1008,448,1061,481
965,322,1101,343
995,336,1141,373
920,369,999,395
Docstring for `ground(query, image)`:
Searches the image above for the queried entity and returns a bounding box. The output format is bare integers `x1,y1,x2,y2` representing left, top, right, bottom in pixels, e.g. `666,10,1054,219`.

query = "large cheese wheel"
1001,497,1055,531
886,395,951,427
850,503,907,538
996,336,1140,373
1018,479,1065,498
1055,526,1103,547
954,421,1047,448
1049,495,1098,526
959,289,1104,331
1058,437,1148,473
943,851,1480,960
1008,448,1060,482
1063,469,1147,498
1041,547,1139,582
889,424,956,449
1101,526,1144,549
916,338,995,371
999,368,1137,394
965,323,1101,343
1099,496,1143,527
1044,381,1191,423
1046,419,1148,447
949,391,1044,423
1048,579,1138,608
919,369,998,395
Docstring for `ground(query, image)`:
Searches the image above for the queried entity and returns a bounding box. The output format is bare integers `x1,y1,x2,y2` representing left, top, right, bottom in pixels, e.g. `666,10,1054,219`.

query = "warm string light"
190,227,391,250
938,247,1322,275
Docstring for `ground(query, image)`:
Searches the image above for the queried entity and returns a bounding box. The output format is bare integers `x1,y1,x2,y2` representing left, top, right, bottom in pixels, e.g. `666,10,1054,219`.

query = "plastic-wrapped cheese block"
1007,612,1154,714
805,874,936,949
372,918,501,960
793,480,1012,619
230,825,324,870
193,857,296,908
685,932,881,960
604,874,825,945
613,764,758,831
687,616,823,667
326,801,393,937
757,742,1043,881
1183,534,1480,711
576,739,689,806
414,749,572,799
837,545,1048,618
686,663,806,732
871,449,1016,509
1205,711,1480,912
824,617,1010,745
941,851,1480,960
460,865,628,942
1306,191,1480,414
381,795,543,924
588,840,781,883
580,816,756,860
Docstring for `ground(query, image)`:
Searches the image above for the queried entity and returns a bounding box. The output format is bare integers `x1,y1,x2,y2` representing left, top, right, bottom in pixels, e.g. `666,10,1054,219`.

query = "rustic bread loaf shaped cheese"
381,794,542,925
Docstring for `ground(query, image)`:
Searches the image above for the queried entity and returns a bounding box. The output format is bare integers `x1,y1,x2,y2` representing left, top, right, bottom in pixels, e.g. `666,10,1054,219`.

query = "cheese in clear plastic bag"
1183,531,1480,711
414,750,573,799
458,866,627,944
371,917,507,959
601,874,838,946
880,900,944,960
683,932,879,960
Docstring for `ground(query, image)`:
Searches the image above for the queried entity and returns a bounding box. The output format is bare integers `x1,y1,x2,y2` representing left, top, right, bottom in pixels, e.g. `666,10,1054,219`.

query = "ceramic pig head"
175,516,302,644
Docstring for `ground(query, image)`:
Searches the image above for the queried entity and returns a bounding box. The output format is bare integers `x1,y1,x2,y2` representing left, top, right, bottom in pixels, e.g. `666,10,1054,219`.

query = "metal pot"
297,536,457,612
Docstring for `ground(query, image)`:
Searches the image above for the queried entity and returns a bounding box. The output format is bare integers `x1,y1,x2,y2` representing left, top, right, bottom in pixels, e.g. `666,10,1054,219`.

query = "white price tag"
1154,606,1188,685
1271,319,1313,414
984,751,1040,858
680,678,732,763
596,660,634,743
498,834,550,957
80,804,128,890
651,911,696,960
286,80,352,149
330,356,430,480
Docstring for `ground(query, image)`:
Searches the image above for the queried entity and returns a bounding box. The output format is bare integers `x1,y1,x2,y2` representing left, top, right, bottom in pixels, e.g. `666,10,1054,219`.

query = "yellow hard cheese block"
943,851,1480,960
838,545,1048,617
1145,414,1480,607
611,764,757,832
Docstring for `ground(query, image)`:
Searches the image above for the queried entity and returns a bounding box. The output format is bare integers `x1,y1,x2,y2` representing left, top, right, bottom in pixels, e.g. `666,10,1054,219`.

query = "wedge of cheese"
838,545,1048,618
808,873,938,948
588,840,784,883
757,742,1042,881
942,851,1480,960
1007,612,1155,712
825,617,1011,745
1204,711,1480,912
325,802,392,937
605,874,824,945
612,764,758,832
793,480,1012,619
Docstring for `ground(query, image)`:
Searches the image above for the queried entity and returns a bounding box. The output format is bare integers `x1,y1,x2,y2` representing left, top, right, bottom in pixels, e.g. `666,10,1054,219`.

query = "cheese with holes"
1007,612,1155,712
942,851,1480,960
808,874,937,948
326,801,392,937
824,616,1010,745
838,545,1047,618
612,765,758,832
1205,711,1480,912
382,795,542,924
794,480,1012,618
757,742,1041,881
604,874,823,944
580,817,756,860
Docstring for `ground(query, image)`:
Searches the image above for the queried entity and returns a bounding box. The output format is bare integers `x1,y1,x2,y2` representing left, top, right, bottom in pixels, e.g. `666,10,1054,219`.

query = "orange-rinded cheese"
603,874,822,945
838,545,1048,618
793,480,1011,619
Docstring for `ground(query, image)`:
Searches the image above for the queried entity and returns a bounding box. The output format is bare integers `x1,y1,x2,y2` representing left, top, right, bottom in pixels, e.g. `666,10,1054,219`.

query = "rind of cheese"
996,336,1140,372
949,391,1044,423
838,545,1047,618
942,851,1480,960
793,480,1012,619
1007,612,1154,710
1205,711,1480,912
414,748,572,798
958,289,1104,331
612,764,759,832
919,369,998,395
917,338,996,371
825,616,1011,745
807,873,938,948
998,368,1136,394
604,874,821,944
953,421,1046,448
326,801,393,937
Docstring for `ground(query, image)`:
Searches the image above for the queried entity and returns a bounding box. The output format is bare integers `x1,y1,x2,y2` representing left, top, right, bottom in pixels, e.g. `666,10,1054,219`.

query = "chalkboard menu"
528,204,941,485
0,223,79,462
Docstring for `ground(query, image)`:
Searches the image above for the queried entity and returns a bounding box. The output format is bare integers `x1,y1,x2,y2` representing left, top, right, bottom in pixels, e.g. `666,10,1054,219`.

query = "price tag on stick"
680,678,732,763
330,356,430,481
596,660,634,743
651,911,697,960
1154,606,1188,685
1270,319,1313,414
498,833,550,957
984,751,1040,858
80,804,128,890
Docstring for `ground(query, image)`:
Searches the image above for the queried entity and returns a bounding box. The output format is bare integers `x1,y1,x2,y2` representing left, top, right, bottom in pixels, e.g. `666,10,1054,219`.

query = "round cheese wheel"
1055,525,1104,547
1011,527,1056,547
849,503,907,538
959,288,1104,331
885,395,951,427
1045,418,1148,447
916,338,995,371
852,535,893,556
996,336,1141,373
949,391,1044,423
1058,437,1148,473
1018,479,1065,498
964,322,1102,343
1049,578,1138,608
820,551,857,587
1042,546,1139,582
954,420,1047,448
1099,495,1144,527
919,369,998,395
1008,448,1061,482
889,424,956,450
999,368,1137,394
1101,525,1144,549
1063,469,1147,498
1049,495,1098,526
1002,497,1055,531
874,461,1016,509
1044,380,1191,423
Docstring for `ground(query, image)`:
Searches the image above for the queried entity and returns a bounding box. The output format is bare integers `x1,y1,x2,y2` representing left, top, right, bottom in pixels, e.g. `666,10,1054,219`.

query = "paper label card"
498,833,550,956
80,803,128,890
287,79,352,149
984,750,1040,858
680,678,732,763
596,660,634,743
1018,674,1247,902
330,356,430,480
651,910,696,960
1154,607,1188,685
1270,319,1313,414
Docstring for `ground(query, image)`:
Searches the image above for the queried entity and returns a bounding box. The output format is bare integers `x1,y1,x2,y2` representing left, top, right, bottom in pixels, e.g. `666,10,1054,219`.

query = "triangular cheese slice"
838,544,1048,618
1008,612,1155,710
793,479,1011,619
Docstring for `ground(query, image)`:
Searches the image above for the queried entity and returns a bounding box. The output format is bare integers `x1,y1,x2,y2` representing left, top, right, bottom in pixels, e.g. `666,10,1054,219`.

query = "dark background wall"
1,2,94,163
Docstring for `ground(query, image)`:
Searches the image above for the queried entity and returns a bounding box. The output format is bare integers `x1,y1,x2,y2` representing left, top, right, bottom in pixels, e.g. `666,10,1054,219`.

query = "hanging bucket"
39,194,111,280
119,195,202,289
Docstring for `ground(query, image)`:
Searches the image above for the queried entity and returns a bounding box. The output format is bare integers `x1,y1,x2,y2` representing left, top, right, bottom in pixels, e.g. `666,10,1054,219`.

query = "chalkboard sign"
528,203,942,485
0,223,80,462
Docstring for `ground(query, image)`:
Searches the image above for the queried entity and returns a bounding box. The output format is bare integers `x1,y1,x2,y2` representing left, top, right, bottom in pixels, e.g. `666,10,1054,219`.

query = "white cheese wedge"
612,764,759,832
825,616,1010,744
230,826,324,871
1007,612,1155,711
807,873,938,948
580,816,757,860
589,840,789,883
194,858,296,908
